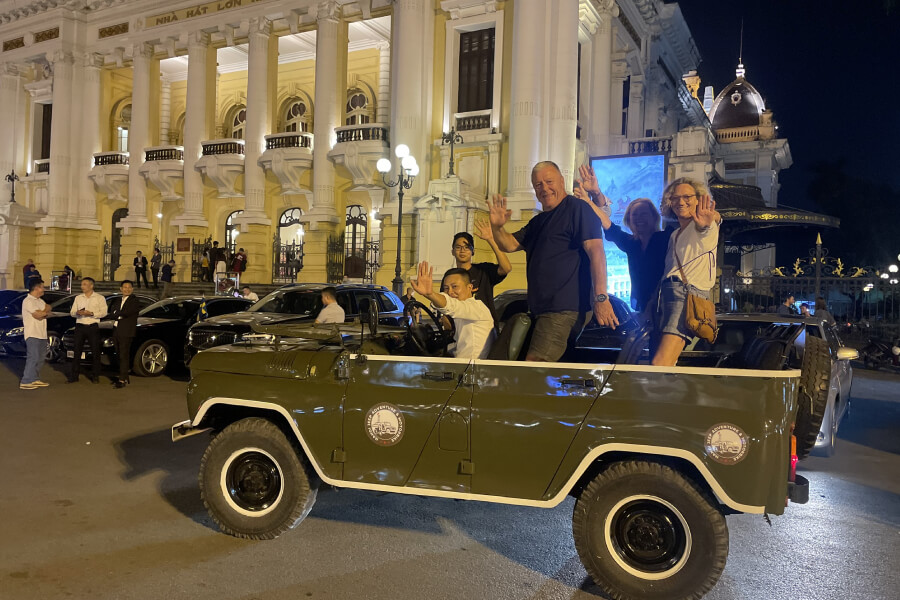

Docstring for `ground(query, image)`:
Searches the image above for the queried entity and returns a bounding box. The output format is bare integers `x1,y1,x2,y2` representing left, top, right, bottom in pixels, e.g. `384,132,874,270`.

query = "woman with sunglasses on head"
651,177,721,366
575,164,672,313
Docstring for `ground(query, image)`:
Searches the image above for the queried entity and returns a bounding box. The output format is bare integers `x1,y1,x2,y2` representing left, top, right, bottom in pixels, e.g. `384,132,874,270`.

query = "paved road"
1,359,898,600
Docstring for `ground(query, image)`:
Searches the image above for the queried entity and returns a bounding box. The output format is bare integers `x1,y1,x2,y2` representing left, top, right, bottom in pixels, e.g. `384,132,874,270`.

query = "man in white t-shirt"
315,287,345,324
409,261,495,359
241,286,259,303
20,279,52,390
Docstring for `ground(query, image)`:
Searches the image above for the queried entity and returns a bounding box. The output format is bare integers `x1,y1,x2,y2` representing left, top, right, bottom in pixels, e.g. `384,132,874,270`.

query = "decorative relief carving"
3,38,25,52
98,22,129,39
34,27,60,44
317,0,341,22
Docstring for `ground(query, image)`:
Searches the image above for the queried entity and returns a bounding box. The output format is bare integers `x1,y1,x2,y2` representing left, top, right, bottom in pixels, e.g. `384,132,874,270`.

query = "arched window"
225,210,243,254
283,99,309,133
278,207,304,242
113,103,131,152
343,205,367,279
230,107,247,140
274,208,305,283
345,90,371,126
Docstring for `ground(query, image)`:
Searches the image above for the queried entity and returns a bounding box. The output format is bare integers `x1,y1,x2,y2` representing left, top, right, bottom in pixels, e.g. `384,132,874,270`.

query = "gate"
154,236,174,265
364,241,380,284
326,234,345,284
102,238,113,282
272,235,304,284
192,236,212,282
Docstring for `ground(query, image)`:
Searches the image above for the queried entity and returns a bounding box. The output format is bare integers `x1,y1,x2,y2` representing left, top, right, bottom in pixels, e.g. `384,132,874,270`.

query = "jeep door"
470,359,610,500
342,356,473,492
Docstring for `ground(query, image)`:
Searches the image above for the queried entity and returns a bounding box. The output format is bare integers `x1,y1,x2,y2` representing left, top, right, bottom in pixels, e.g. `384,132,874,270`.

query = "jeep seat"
488,313,532,361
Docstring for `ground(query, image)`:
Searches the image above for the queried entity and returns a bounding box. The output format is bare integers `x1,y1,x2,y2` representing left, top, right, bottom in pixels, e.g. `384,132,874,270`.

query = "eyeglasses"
452,244,472,251
667,194,697,203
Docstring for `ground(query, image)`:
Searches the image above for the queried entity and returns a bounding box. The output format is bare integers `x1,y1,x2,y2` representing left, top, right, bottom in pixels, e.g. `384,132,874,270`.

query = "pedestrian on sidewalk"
150,248,162,289
212,241,226,276
24,263,42,291
110,280,140,388
200,248,211,282
160,260,176,299
67,277,107,384
20,279,52,390
231,248,247,274
133,251,149,288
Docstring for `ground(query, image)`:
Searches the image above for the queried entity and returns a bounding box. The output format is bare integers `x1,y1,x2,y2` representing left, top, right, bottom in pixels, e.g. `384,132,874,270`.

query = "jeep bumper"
788,474,809,504
171,419,211,442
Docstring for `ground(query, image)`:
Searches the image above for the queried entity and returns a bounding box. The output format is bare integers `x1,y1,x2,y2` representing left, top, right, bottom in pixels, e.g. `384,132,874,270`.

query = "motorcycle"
860,337,900,370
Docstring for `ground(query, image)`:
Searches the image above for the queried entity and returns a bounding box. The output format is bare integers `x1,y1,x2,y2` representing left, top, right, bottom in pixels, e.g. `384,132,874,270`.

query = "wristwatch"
594,293,608,304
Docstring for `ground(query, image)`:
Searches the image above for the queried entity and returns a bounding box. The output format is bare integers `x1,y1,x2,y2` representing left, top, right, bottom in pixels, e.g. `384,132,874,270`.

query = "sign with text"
146,0,266,28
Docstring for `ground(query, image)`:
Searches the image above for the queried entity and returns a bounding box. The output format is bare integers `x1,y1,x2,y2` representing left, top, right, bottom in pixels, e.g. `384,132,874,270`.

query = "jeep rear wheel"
200,417,318,539
572,461,728,600
796,335,831,459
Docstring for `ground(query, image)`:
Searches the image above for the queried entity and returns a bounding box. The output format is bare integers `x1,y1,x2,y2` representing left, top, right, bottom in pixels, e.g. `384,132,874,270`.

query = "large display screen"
589,153,667,309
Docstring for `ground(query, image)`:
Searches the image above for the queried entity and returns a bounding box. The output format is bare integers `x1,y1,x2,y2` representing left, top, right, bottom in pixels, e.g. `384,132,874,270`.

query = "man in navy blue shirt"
488,161,618,361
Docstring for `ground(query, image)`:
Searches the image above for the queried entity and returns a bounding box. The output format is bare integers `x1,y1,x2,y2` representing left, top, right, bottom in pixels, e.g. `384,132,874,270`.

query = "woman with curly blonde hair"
651,177,721,366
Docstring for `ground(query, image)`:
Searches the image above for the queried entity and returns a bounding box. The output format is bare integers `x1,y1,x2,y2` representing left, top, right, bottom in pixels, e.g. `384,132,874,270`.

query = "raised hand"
573,182,590,203
487,194,512,228
578,164,601,197
474,219,494,243
409,261,434,296
693,195,719,228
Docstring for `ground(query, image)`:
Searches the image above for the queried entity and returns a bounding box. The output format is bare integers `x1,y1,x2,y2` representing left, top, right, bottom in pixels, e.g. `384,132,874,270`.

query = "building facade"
0,0,790,292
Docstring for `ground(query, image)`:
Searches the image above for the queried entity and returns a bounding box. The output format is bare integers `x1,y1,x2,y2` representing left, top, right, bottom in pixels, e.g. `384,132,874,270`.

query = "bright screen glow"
589,153,667,309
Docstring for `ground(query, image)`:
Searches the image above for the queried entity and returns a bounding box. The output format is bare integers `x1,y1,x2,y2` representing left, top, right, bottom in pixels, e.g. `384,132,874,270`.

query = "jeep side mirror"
836,347,858,361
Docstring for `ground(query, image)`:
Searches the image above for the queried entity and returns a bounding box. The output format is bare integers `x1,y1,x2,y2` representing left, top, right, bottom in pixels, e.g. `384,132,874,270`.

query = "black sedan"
63,296,252,377
0,292,156,361
0,290,69,332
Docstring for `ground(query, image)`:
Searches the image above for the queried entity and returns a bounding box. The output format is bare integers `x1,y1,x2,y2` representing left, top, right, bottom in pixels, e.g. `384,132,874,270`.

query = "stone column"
173,31,210,230
77,52,103,226
376,41,390,125
43,51,74,223
547,0,579,189
507,0,546,215
119,42,153,229
311,2,342,222
609,55,627,154
0,64,21,187
626,75,644,140
589,1,617,156
160,75,171,147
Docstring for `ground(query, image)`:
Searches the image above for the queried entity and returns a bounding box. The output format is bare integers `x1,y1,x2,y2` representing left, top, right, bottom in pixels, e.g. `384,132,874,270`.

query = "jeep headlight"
6,327,24,337
102,338,115,348
187,330,194,344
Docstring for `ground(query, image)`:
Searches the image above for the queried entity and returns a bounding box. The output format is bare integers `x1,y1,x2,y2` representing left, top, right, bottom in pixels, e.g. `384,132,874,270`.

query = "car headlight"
187,330,194,344
6,327,24,337
103,338,115,348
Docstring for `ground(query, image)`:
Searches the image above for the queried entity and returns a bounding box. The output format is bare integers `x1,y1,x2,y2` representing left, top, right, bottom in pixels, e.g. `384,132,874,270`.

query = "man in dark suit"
110,280,141,388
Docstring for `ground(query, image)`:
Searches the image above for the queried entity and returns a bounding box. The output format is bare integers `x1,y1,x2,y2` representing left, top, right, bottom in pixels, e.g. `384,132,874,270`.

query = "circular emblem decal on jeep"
365,403,405,446
704,423,749,465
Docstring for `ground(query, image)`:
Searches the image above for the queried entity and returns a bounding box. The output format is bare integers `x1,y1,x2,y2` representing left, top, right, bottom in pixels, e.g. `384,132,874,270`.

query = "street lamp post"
4,170,19,203
439,127,463,177
377,144,419,295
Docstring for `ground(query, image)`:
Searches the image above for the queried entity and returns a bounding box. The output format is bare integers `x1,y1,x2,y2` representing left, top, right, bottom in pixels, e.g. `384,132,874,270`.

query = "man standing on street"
488,161,618,362
68,277,107,383
133,251,149,288
110,280,141,388
150,248,162,289
315,287,345,324
776,294,797,316
20,279,52,390
160,260,176,299
444,226,511,327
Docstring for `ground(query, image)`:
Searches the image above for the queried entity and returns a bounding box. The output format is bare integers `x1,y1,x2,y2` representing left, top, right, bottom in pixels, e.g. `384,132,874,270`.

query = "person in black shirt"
575,164,672,313
443,227,511,326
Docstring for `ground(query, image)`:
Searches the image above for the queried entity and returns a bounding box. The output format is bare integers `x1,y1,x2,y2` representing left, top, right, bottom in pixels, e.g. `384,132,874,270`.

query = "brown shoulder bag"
673,229,718,344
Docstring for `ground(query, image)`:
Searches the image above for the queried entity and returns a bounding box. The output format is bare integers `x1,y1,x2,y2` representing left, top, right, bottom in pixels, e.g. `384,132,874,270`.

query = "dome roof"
709,66,766,130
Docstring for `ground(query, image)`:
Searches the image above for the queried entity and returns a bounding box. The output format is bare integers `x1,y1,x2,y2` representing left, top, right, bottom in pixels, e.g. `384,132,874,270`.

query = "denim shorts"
659,278,710,343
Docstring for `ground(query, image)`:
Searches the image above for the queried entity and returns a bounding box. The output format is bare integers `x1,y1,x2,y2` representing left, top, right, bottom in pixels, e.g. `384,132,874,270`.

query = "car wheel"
796,335,831,459
133,340,168,377
46,334,61,362
199,417,319,539
572,461,728,600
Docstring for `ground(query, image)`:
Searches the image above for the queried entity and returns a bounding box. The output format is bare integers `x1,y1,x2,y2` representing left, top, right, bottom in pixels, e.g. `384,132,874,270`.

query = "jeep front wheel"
572,461,728,600
200,417,318,539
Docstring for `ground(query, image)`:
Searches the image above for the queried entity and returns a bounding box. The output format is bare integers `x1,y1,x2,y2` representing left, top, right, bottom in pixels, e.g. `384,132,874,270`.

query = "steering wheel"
403,300,455,356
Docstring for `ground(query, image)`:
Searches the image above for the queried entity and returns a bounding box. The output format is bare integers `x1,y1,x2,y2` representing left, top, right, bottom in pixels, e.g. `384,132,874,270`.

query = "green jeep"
173,305,820,600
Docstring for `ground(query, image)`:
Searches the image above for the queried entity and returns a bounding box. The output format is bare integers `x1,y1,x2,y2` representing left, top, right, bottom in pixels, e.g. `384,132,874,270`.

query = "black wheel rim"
226,451,282,512
611,499,687,573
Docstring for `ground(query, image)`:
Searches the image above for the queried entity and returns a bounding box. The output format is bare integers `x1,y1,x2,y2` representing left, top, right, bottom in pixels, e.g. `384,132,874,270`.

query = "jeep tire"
572,461,728,600
200,417,318,539
795,335,831,459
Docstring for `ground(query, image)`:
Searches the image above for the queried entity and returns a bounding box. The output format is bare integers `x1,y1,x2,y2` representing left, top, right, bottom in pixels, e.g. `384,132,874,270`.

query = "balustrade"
454,109,492,132
145,146,184,161
93,152,129,166
334,125,389,144
628,136,673,155
201,139,245,156
265,132,314,150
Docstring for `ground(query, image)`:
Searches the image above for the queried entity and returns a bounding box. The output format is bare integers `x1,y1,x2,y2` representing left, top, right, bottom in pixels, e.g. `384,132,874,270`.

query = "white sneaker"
31,380,50,387
19,382,37,390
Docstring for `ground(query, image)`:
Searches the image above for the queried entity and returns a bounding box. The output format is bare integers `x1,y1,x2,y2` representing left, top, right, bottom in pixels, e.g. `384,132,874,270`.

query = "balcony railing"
202,139,245,156
714,126,760,143
93,152,129,166
334,124,389,144
628,136,673,155
454,109,491,132
265,132,314,150
145,146,184,161
34,159,50,174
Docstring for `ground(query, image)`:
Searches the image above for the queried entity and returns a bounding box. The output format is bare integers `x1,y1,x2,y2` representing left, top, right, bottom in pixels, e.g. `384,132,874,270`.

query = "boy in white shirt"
409,261,495,359
20,279,52,390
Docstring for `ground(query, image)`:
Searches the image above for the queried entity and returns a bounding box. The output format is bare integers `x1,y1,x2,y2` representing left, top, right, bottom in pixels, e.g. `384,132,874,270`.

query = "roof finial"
736,18,746,78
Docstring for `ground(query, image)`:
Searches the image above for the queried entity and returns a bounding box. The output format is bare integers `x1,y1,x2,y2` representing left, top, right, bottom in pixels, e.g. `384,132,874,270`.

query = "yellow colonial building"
0,0,786,293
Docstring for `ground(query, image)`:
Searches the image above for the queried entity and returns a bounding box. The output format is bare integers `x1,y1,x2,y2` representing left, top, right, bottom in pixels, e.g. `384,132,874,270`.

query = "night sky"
677,0,900,210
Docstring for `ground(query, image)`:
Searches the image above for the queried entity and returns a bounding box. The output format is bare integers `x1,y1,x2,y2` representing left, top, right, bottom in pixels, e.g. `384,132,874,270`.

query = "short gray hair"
531,161,562,180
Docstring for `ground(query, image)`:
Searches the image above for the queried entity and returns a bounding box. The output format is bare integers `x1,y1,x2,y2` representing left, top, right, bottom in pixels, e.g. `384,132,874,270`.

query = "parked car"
63,296,252,377
0,292,156,361
184,283,406,363
0,290,69,331
172,308,816,600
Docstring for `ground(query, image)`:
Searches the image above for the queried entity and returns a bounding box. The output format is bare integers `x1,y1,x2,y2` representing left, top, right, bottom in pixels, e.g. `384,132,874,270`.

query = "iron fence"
327,234,345,284
273,237,304,284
